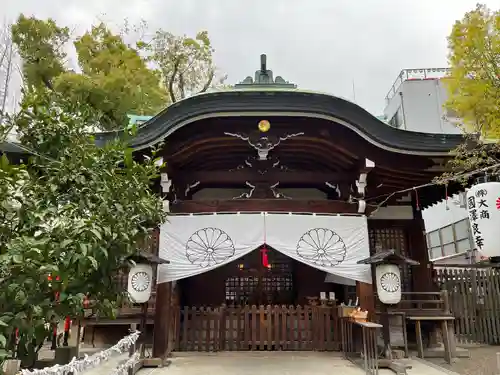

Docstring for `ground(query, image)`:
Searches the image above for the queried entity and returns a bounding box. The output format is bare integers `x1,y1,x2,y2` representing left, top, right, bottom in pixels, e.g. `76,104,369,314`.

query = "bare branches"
139,29,225,103
0,22,20,118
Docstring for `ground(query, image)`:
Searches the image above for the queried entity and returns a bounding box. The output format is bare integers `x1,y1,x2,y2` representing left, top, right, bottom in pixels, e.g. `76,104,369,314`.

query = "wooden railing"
341,318,382,375
173,305,339,351
375,291,450,316
83,290,157,325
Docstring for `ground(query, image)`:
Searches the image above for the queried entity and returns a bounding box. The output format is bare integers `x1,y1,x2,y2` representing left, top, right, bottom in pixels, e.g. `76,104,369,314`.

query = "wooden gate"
173,305,339,351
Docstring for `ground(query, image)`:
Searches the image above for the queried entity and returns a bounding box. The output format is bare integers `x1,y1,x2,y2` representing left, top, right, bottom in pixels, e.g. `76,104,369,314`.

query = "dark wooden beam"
176,170,358,186
171,199,375,215
175,154,343,173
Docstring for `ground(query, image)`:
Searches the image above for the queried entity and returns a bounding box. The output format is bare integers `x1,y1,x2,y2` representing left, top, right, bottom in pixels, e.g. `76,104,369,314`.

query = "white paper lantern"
127,264,153,303
466,182,500,258
375,263,401,305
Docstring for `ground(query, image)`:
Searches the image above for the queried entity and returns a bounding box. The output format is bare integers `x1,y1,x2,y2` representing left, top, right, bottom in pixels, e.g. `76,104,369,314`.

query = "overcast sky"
1,0,497,115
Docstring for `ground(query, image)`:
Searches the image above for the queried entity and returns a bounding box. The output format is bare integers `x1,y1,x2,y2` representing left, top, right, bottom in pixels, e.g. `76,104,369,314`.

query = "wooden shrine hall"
89,55,465,365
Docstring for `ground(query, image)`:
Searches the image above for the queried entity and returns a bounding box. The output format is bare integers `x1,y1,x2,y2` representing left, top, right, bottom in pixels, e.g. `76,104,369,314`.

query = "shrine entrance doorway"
175,247,341,352
224,245,295,306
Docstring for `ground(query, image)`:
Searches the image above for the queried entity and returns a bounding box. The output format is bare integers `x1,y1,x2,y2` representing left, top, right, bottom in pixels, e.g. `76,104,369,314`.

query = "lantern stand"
357,250,419,374
126,250,169,371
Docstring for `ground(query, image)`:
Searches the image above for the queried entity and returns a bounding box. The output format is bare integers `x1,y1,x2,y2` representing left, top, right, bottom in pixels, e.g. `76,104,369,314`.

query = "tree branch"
198,67,215,94
167,59,180,103
178,72,186,99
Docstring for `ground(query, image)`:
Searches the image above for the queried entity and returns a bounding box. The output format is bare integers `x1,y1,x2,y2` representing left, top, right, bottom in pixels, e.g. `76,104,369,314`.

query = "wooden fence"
172,305,339,352
435,267,500,344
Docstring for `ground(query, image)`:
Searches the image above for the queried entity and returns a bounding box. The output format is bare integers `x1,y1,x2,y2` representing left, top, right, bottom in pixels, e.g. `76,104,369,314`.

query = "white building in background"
381,68,475,265
383,68,462,134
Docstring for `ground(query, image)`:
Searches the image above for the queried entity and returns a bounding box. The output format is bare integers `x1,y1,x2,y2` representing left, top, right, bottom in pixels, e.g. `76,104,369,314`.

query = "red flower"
496,197,500,210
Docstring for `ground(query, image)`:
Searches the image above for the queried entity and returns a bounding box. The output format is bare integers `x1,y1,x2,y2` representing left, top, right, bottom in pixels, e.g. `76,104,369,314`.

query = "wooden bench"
407,315,455,364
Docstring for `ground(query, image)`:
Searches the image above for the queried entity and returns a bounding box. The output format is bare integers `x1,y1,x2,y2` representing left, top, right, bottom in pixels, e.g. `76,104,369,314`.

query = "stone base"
143,357,171,368
423,345,470,359
2,359,21,375
34,358,55,369
54,346,78,365
392,349,406,359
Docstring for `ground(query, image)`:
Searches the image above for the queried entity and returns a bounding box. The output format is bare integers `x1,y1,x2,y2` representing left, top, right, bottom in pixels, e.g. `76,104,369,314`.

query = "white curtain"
157,213,371,284
157,213,264,283
265,214,371,283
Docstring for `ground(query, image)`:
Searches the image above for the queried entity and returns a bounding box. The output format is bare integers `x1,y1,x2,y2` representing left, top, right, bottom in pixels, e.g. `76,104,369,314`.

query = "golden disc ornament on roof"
258,119,271,132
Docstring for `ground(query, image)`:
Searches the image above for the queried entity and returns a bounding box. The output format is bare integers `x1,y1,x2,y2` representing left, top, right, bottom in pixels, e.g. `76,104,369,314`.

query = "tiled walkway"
139,352,364,375
136,352,462,375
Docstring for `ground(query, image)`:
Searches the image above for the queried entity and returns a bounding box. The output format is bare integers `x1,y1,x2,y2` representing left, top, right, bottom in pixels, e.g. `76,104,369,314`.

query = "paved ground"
140,352,365,375
136,352,462,375
427,345,500,375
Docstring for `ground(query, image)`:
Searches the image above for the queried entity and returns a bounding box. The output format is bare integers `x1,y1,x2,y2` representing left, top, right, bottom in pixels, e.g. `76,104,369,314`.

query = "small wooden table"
406,315,455,364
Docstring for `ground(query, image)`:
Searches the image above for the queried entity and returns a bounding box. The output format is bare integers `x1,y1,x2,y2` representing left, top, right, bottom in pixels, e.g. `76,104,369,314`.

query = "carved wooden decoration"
224,130,304,160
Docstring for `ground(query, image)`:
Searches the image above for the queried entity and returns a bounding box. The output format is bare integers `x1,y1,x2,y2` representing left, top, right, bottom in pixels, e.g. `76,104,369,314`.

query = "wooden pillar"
408,209,434,292
152,281,172,360
357,281,375,316
358,221,376,319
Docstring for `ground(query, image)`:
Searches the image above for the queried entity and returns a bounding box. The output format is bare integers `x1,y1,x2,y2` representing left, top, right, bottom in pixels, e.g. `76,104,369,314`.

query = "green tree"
11,17,167,130
11,15,70,90
0,88,167,366
57,23,167,128
439,4,500,181
445,4,499,138
139,30,226,103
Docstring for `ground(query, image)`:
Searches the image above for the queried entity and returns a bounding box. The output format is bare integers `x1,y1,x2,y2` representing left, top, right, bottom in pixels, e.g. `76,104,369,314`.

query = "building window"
426,218,474,260
430,246,442,259
428,230,441,248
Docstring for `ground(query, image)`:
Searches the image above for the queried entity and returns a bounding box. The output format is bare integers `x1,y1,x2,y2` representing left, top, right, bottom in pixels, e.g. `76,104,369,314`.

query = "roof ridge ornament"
234,54,297,89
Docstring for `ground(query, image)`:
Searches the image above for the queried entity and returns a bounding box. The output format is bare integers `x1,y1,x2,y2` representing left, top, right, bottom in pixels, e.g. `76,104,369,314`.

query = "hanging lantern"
466,181,500,258
375,264,401,304
127,263,154,303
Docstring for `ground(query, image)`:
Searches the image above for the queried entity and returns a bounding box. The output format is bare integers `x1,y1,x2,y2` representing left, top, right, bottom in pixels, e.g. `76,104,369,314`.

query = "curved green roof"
95,54,463,156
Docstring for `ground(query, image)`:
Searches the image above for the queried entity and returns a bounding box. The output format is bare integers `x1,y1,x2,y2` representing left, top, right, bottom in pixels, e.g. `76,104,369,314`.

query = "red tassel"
261,214,270,268
261,246,269,268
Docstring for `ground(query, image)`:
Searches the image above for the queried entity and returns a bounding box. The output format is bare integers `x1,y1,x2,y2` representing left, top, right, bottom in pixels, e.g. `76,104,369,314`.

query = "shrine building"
15,55,466,360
